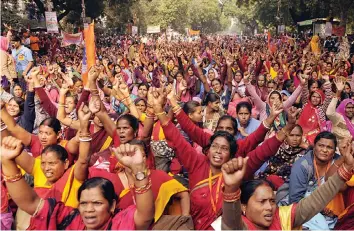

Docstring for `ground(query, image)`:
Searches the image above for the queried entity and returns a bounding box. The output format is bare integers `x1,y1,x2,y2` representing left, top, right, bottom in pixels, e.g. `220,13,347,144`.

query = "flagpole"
82,0,87,26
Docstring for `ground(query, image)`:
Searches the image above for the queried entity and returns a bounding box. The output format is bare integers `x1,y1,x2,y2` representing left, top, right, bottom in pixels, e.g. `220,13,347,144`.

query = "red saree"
298,90,325,145
89,168,187,222
242,204,300,230
28,199,136,230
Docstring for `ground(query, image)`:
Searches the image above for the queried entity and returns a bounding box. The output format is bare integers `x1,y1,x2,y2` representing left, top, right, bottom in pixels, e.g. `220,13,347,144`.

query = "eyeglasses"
210,143,229,153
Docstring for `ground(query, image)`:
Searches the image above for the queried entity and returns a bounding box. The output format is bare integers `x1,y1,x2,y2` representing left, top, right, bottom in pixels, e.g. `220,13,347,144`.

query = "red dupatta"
298,90,325,143
241,204,300,230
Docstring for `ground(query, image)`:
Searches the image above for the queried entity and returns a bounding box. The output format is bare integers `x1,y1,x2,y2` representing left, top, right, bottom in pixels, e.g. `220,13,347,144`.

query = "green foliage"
132,0,191,33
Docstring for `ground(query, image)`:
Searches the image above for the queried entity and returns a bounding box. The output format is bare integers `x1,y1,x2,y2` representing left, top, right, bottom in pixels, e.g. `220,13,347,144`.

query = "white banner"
325,22,333,36
132,26,138,35
147,25,160,34
45,11,59,33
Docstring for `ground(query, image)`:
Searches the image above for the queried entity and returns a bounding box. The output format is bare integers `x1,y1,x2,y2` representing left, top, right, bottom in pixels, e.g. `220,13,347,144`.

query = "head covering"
310,35,321,55
254,75,268,101
266,90,287,130
280,90,291,97
336,99,354,137
298,89,326,141
0,36,9,51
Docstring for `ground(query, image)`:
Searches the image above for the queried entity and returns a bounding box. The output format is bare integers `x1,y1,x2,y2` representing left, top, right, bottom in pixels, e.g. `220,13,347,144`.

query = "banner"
333,26,345,36
82,22,95,85
45,11,59,33
147,25,160,34
61,32,83,47
188,29,200,36
325,22,333,36
132,26,138,36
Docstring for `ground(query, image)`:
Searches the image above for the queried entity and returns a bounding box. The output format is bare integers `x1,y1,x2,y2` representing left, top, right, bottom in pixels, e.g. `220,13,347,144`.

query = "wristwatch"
135,169,147,181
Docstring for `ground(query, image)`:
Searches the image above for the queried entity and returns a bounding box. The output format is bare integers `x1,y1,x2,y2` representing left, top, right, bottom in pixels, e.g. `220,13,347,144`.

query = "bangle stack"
262,120,271,130
338,165,353,182
121,96,130,103
172,105,182,114
134,177,152,194
278,128,290,137
90,89,99,96
146,112,155,119
0,123,7,132
222,187,241,202
58,103,65,107
79,131,92,142
155,111,166,116
2,172,23,183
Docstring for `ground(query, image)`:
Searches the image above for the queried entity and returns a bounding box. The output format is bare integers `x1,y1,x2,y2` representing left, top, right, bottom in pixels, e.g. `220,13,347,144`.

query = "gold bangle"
281,128,290,137
333,162,340,168
174,107,182,114
58,103,65,107
262,120,271,130
155,111,166,116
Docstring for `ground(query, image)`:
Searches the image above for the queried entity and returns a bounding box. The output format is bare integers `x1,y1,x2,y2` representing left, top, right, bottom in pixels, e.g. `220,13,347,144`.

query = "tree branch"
33,0,45,16
57,10,71,21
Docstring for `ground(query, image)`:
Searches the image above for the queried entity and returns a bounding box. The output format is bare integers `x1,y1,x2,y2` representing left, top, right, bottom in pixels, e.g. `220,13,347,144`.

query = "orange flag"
82,22,95,85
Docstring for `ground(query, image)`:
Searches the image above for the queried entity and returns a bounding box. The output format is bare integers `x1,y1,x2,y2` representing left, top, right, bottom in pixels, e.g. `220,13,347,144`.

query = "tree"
131,0,191,33
32,0,109,22
188,0,226,33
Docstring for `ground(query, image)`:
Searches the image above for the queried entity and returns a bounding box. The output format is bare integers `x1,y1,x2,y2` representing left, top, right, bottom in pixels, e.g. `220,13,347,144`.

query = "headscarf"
298,89,325,134
310,35,321,55
0,36,9,51
280,90,291,97
266,90,287,130
336,99,354,137
254,75,268,101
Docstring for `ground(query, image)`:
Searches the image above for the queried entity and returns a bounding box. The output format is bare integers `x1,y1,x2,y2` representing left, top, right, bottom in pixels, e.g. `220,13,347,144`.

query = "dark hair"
10,96,25,116
240,180,275,204
267,80,277,87
12,83,23,93
269,90,282,100
128,139,148,156
296,69,303,76
308,79,321,90
314,131,337,149
65,93,79,105
283,79,293,91
211,79,222,85
41,144,68,162
292,124,303,134
236,101,252,114
205,131,238,159
240,179,275,204
72,76,82,85
203,93,220,106
40,117,61,134
216,115,238,135
134,97,147,105
138,82,149,91
117,114,139,133
183,100,201,114
12,36,22,42
78,177,118,207
345,82,351,90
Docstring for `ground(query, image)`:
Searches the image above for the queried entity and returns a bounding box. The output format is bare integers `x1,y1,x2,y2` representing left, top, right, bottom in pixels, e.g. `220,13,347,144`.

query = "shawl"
336,98,354,137
310,35,321,55
298,89,325,134
261,143,305,181
255,75,268,101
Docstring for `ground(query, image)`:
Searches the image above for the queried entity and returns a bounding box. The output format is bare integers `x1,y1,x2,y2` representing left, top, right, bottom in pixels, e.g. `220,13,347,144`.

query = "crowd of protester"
1,23,354,230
